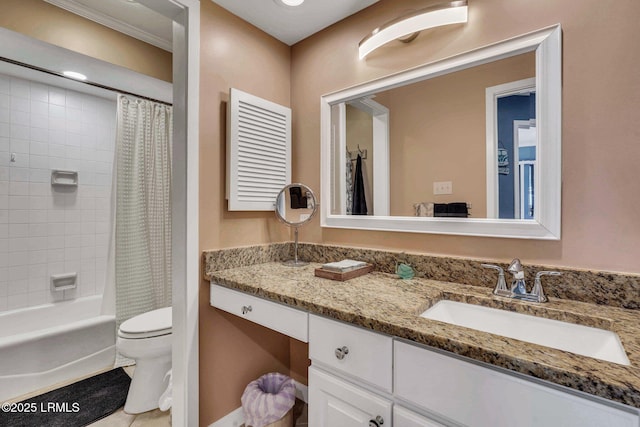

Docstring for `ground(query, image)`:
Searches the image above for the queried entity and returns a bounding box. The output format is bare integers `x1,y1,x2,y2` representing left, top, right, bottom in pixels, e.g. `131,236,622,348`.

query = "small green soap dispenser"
396,262,415,280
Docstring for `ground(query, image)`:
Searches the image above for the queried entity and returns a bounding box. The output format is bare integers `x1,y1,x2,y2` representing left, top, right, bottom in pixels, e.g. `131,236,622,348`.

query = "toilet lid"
119,307,172,339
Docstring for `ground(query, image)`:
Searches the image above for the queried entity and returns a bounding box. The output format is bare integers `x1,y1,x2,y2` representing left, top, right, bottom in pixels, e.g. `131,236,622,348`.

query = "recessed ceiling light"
62,71,88,81
281,0,304,6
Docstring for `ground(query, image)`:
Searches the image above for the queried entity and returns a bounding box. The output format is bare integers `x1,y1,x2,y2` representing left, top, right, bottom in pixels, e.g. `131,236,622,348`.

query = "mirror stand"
283,227,306,267
275,183,318,267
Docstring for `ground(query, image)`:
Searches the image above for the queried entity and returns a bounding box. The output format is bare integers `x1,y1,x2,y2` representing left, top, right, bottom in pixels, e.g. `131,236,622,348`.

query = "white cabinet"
211,285,640,427
226,88,291,211
393,406,447,427
309,314,392,392
309,366,391,427
394,340,639,427
210,284,308,342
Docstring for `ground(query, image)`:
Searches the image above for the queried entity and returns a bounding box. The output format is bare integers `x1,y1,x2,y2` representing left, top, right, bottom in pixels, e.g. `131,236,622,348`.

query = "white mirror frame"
320,25,562,239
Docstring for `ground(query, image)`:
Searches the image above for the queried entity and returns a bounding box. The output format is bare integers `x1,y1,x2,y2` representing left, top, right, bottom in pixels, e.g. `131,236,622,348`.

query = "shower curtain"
110,94,173,341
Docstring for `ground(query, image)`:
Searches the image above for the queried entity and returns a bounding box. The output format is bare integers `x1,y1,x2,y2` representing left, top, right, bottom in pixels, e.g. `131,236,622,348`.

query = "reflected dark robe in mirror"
352,154,368,215
289,186,307,209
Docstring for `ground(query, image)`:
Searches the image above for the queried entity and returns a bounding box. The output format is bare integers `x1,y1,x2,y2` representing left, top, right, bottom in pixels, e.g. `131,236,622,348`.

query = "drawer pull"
369,415,384,426
335,346,349,360
241,305,252,315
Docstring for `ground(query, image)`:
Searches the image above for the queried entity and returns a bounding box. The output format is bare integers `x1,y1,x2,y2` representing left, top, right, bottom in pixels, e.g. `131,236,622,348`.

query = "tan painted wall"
380,52,535,217
198,2,297,425
0,0,172,82
291,0,640,274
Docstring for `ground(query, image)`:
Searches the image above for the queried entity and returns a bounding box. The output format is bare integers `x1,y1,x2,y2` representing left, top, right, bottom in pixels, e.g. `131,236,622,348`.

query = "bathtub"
0,296,116,401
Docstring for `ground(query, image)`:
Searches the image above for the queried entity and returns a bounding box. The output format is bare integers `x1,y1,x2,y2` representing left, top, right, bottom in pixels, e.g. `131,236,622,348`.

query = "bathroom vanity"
208,261,640,427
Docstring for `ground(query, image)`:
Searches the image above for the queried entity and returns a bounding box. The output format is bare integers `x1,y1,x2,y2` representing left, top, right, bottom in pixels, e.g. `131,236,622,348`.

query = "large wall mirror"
320,25,561,239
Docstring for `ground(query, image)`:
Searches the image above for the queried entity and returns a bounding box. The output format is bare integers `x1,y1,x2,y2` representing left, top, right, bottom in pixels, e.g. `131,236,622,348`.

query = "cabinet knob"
334,346,349,360
369,415,384,426
241,305,252,315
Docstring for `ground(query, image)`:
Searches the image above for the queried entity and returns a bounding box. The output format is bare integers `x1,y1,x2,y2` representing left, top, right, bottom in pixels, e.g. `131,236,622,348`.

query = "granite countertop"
208,261,640,409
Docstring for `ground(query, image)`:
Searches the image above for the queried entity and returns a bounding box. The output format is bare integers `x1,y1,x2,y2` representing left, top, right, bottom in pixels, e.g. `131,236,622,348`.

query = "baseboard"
208,380,308,427
209,406,244,427
293,380,308,404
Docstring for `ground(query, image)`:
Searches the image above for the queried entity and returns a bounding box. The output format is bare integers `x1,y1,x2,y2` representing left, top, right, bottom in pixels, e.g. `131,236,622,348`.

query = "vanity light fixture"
280,0,304,6
62,71,87,81
358,0,468,59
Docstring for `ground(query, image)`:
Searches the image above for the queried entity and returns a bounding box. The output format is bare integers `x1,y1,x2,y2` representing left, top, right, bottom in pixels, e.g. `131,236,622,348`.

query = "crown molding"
45,0,172,52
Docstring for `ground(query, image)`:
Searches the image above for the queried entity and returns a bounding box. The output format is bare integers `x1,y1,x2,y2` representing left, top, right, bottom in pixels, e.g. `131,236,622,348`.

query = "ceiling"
211,0,379,45
45,0,380,50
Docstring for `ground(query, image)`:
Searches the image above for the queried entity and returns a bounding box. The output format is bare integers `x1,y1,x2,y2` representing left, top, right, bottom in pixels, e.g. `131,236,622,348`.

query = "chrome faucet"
481,263,510,297
531,271,562,303
483,259,561,303
507,258,527,296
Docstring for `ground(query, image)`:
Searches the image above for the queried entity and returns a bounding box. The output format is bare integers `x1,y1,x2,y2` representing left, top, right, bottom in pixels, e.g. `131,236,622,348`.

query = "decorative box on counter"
314,259,373,281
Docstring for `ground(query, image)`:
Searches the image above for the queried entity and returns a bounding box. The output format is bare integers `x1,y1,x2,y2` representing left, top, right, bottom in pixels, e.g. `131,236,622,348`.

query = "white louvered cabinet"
226,88,291,211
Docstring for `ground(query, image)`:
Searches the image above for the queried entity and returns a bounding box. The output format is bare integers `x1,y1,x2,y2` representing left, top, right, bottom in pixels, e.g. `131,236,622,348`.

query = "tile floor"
94,397,308,427
88,407,171,426
94,398,308,427
14,367,307,427
292,399,309,427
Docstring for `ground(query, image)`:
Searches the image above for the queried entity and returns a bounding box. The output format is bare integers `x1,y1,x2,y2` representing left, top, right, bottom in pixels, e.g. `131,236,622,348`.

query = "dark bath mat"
0,368,131,427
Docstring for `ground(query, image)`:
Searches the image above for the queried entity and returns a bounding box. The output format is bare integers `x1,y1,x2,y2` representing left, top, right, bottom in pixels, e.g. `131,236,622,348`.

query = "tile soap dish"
315,259,373,281
51,170,78,187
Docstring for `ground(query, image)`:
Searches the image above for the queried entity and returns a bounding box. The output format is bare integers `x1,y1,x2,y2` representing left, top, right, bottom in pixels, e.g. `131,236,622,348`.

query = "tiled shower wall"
0,73,116,312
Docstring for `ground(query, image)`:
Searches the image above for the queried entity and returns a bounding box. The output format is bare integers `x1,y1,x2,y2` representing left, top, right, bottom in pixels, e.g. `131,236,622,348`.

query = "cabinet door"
394,406,447,427
395,340,639,427
309,366,391,427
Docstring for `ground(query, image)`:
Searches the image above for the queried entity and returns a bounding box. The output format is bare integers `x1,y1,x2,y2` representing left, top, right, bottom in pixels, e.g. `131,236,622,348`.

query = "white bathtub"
0,296,116,401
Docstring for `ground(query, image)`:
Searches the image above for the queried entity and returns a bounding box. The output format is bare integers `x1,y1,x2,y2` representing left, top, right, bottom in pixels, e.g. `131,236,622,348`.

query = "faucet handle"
481,264,511,297
531,271,562,303
481,263,503,273
508,258,523,273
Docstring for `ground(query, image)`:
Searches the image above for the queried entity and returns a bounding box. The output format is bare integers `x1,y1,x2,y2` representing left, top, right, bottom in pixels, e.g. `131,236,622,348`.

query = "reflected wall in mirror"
321,25,561,239
379,52,534,219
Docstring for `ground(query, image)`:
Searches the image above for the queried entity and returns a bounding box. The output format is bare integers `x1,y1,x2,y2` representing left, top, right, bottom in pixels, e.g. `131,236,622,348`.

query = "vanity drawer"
210,283,308,342
394,340,639,427
309,314,392,392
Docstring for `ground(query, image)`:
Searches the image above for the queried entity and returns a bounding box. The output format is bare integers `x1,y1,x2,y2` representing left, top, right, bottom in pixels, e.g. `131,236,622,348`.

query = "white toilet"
117,307,172,414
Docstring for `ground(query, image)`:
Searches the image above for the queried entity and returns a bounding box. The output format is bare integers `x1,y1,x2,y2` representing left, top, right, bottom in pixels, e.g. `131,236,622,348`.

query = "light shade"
358,1,468,59
62,71,88,81
280,0,304,6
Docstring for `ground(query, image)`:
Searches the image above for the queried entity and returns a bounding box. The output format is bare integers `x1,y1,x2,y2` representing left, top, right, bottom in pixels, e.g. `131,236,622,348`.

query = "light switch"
433,181,453,195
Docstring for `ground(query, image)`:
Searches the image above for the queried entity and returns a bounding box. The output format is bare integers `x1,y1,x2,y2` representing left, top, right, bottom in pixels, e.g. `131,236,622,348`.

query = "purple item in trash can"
241,372,296,427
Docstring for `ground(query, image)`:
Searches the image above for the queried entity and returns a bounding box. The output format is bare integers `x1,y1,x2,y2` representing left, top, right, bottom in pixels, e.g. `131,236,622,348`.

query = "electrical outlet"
433,181,453,195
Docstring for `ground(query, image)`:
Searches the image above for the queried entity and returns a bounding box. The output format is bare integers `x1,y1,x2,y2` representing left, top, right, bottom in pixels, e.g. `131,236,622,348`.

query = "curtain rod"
0,56,172,106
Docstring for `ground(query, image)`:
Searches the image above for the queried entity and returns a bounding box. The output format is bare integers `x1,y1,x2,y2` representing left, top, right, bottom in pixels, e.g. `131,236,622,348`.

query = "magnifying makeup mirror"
275,183,318,267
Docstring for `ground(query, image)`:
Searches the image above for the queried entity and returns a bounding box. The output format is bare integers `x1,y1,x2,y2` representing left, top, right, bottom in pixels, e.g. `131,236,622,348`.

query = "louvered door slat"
227,88,291,211
239,101,287,122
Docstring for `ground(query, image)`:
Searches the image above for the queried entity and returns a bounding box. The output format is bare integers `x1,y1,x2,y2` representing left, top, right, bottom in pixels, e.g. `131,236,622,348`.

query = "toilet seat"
118,307,172,339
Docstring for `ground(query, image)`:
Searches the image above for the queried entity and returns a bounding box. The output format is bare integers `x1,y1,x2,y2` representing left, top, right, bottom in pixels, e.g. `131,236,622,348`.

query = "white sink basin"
421,300,630,365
